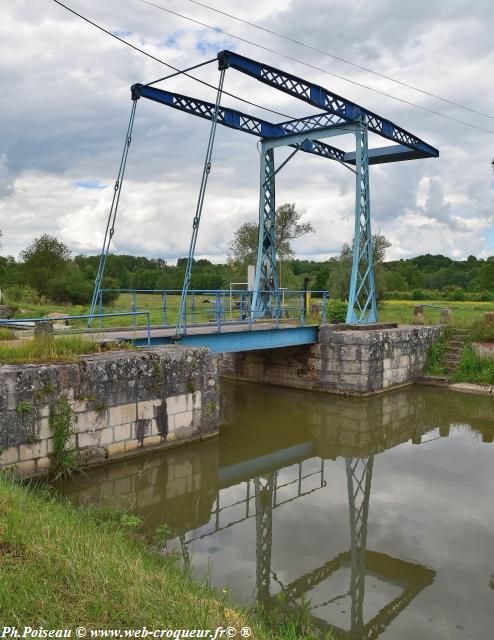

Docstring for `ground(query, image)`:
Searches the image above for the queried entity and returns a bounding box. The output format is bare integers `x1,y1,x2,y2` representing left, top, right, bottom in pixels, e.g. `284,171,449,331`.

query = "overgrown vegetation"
0,336,123,364
49,396,76,477
0,327,16,340
0,477,327,638
453,346,494,385
424,329,450,376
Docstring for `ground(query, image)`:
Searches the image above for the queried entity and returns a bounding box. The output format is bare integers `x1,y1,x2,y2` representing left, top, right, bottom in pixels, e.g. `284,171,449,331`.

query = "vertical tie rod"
176,69,226,336
88,99,138,325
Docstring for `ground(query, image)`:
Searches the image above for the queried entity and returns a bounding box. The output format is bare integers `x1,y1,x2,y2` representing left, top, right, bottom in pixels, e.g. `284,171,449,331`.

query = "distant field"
379,299,494,326
6,294,494,330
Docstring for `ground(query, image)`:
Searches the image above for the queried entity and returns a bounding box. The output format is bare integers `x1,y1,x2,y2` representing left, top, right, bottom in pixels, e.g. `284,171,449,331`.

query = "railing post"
146,312,151,347
300,291,305,326
131,291,137,327
248,291,253,330
275,292,280,329
322,292,328,324
215,291,221,333
98,290,103,328
162,291,167,326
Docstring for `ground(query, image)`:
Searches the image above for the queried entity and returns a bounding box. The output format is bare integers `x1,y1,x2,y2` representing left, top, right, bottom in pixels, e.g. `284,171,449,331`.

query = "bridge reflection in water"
60,384,494,639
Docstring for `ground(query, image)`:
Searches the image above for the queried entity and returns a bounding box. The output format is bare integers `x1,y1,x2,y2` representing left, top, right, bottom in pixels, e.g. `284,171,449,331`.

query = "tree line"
1,203,494,307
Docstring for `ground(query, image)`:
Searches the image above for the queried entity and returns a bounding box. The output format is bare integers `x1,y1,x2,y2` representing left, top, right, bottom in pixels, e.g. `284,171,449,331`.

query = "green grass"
379,299,494,327
0,327,16,341
0,336,120,364
0,477,326,638
453,345,494,385
423,329,450,376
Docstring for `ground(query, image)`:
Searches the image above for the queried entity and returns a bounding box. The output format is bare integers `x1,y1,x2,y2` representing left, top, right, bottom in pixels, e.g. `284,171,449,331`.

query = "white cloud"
0,0,493,262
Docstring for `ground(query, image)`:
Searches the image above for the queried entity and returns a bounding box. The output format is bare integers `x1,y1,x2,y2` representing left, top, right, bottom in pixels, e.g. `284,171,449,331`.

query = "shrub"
327,299,348,323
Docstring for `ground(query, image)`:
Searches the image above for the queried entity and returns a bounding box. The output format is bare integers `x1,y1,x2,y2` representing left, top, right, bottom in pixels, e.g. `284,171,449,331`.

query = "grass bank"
0,336,129,364
0,477,321,638
424,326,494,385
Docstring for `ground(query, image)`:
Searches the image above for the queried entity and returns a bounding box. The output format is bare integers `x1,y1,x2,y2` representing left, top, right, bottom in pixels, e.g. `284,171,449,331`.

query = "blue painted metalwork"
131,84,346,163
176,69,226,336
218,50,439,161
99,287,329,330
91,50,438,328
132,325,319,353
347,123,377,323
252,146,278,317
88,100,138,324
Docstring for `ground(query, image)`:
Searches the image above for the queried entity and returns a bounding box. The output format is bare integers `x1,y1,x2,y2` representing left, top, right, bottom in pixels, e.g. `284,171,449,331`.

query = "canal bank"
0,346,219,478
0,474,315,638
0,324,444,477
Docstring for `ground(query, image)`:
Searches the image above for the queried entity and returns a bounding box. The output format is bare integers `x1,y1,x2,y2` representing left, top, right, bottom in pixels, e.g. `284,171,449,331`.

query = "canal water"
59,382,494,639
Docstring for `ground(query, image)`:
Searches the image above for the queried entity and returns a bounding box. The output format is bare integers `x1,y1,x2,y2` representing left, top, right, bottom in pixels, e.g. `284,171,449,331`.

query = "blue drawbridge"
88,50,438,352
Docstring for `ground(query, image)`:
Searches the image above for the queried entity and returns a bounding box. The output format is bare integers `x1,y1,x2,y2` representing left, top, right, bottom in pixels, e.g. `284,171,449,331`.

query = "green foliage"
424,330,450,376
469,319,494,342
453,346,494,385
228,202,314,265
153,522,173,546
16,400,33,414
0,477,320,637
20,234,92,305
0,335,102,364
327,233,391,301
49,395,76,477
119,513,143,529
0,327,15,341
327,299,348,323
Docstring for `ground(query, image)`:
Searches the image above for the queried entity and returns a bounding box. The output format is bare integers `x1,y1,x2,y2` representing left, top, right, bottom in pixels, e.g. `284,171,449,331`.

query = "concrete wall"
220,325,441,396
0,346,219,478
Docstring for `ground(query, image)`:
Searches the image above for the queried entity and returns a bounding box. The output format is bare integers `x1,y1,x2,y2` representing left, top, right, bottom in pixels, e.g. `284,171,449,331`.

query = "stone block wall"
220,325,441,396
0,346,219,478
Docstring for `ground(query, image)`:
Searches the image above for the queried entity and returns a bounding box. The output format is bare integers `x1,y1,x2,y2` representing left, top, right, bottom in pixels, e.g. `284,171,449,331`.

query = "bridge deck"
89,322,319,353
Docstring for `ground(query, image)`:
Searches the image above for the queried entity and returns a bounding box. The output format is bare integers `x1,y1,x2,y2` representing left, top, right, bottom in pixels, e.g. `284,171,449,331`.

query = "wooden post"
440,308,451,324
34,320,54,342
484,312,494,325
413,305,424,325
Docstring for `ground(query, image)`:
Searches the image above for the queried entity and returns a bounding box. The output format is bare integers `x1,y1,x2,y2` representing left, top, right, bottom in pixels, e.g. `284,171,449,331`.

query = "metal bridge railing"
97,288,329,332
0,311,152,346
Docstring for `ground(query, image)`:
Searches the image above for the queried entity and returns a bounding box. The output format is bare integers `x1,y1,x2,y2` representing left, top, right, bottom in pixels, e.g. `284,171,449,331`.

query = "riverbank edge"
416,378,494,396
0,475,318,638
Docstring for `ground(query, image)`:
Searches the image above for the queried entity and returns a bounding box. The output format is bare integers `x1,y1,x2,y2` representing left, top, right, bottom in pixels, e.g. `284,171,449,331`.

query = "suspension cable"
176,69,226,336
143,57,217,87
88,99,138,324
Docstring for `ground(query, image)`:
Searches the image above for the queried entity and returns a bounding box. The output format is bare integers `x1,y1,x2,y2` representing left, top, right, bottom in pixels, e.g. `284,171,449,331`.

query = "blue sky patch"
73,180,106,190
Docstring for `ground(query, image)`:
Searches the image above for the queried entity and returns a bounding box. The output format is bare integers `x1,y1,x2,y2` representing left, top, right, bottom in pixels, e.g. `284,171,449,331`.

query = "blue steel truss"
93,50,438,326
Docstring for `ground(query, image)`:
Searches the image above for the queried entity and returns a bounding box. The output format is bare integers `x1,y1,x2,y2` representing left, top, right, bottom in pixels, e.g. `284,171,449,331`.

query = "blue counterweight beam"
218,50,439,162
131,84,347,163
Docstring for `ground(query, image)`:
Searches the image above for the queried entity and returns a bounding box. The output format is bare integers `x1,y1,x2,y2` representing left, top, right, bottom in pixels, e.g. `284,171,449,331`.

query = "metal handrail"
0,311,152,347
98,288,329,332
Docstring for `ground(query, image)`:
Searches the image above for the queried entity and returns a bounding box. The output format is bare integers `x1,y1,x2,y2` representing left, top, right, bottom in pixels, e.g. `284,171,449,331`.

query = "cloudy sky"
1,0,493,263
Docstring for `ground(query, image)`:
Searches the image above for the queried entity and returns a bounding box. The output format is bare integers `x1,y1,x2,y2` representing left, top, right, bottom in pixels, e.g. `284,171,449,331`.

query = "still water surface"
60,382,494,639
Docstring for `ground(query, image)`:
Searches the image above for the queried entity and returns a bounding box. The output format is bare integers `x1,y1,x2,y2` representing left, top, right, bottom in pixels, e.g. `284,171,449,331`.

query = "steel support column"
252,146,279,318
255,474,275,602
347,123,378,324
346,456,374,638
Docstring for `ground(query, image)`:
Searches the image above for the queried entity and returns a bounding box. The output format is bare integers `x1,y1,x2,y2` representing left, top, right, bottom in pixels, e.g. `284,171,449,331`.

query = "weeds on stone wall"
49,395,76,478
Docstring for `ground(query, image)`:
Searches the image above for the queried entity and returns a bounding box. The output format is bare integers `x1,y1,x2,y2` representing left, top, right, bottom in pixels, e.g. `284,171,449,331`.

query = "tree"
21,234,91,304
328,233,391,301
228,203,314,265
